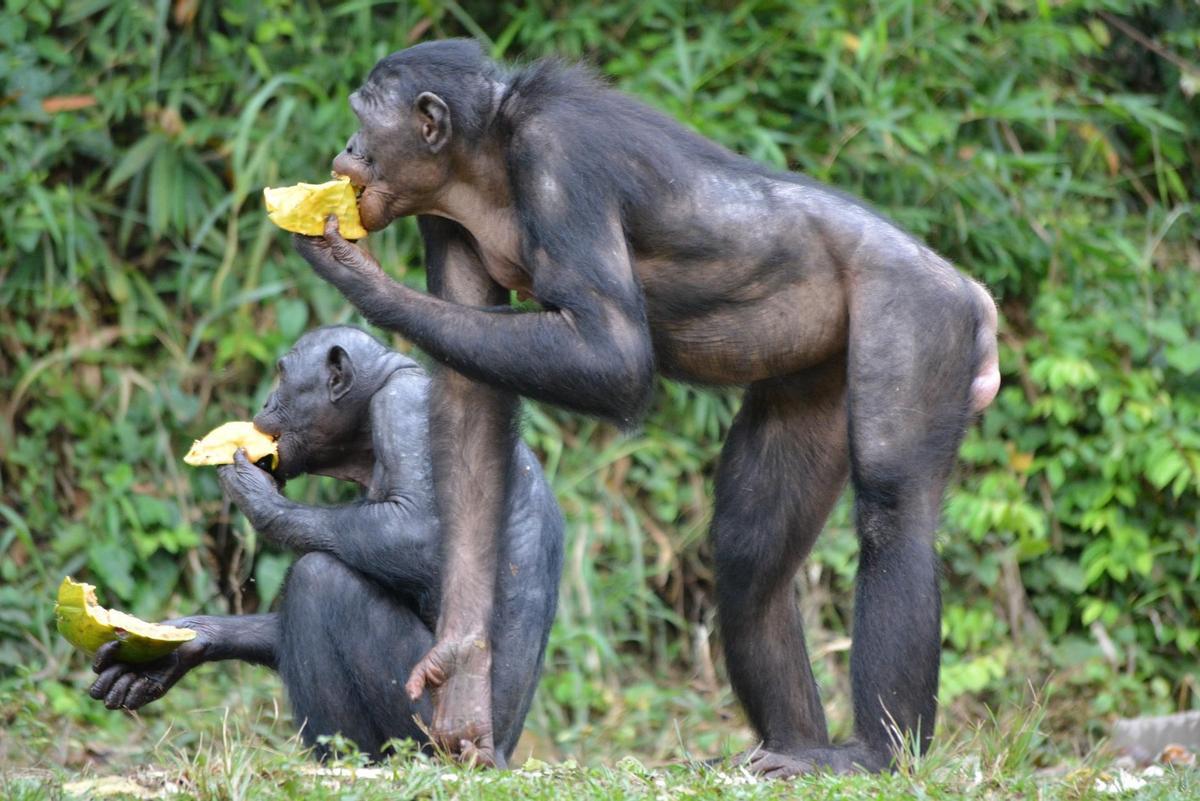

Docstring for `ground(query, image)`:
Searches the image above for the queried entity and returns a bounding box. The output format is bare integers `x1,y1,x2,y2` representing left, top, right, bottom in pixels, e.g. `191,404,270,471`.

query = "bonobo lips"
266,436,299,482
354,187,394,233
333,171,366,196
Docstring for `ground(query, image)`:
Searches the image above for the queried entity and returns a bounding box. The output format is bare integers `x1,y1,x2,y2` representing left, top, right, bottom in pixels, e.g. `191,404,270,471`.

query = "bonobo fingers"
89,664,126,700
104,672,137,710
92,640,122,673
219,449,283,529
124,676,166,710
322,215,386,280
292,217,383,291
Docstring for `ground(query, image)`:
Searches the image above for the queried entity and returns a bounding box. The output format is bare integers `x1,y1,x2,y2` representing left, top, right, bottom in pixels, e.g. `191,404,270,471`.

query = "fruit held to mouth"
55,577,196,662
263,175,367,239
184,421,279,470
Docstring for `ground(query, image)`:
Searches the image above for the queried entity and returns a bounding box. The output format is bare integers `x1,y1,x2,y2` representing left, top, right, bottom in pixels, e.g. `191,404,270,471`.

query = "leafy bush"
1,0,1196,760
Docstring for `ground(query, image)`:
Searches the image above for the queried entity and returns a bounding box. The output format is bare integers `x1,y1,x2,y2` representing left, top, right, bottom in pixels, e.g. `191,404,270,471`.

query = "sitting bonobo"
88,325,564,764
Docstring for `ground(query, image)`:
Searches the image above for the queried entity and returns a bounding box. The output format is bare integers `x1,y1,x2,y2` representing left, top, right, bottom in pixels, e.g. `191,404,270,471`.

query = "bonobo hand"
293,215,387,293
88,618,211,711
218,449,284,531
405,632,501,768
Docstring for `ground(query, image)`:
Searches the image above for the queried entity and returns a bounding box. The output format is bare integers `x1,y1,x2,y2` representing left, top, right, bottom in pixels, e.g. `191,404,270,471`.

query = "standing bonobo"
295,40,1000,775
87,326,564,765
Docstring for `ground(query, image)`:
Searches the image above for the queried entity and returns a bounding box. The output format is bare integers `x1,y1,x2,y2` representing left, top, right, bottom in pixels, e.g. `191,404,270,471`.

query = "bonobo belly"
645,278,849,385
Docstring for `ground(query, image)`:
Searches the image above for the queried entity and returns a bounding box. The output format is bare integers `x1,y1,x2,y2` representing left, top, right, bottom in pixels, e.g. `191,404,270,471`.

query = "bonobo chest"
453,210,535,298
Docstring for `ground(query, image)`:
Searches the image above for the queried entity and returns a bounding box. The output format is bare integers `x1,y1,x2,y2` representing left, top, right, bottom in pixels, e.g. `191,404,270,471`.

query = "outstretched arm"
88,614,278,710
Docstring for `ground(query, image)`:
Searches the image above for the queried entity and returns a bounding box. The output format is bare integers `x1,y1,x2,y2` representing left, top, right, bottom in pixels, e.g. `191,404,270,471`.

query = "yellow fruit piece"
183,421,278,470
55,577,196,662
263,175,367,239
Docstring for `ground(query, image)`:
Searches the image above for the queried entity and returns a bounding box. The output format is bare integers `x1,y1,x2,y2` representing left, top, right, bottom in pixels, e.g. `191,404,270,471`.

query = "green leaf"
86,540,136,602
105,134,164,192
1165,342,1200,375
276,298,309,340
1145,450,1186,490
254,551,292,611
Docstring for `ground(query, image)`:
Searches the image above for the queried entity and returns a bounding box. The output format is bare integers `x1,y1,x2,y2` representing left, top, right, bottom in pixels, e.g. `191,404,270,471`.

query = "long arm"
182,613,279,666
295,203,655,427
89,613,279,710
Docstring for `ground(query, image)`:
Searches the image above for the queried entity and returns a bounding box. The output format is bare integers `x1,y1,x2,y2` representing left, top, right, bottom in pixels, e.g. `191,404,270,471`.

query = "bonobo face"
253,346,359,480
331,82,454,231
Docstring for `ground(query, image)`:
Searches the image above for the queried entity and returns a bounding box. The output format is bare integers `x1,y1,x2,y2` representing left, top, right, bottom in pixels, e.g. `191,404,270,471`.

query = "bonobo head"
331,39,502,230
254,326,418,480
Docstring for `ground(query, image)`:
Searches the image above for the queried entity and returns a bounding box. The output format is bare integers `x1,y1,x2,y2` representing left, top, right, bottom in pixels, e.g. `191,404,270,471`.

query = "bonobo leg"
838,269,981,770
278,552,434,762
711,360,849,776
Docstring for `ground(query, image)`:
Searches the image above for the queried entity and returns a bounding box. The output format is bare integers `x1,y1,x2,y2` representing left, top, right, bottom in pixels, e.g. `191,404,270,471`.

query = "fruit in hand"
263,175,367,239
56,577,196,662
183,421,278,470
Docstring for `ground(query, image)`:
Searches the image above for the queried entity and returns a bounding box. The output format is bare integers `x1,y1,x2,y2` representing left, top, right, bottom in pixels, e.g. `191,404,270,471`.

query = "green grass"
2,667,1195,800
2,695,1195,801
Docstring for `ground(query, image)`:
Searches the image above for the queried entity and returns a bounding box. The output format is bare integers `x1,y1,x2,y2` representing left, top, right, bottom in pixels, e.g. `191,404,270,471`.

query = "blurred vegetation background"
1,0,1197,773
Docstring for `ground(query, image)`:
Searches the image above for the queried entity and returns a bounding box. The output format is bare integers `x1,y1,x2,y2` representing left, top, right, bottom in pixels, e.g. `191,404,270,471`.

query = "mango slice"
184,421,278,470
263,175,367,239
56,577,196,662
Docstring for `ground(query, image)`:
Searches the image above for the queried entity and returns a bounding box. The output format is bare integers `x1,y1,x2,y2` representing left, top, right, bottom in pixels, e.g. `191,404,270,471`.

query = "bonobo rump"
296,39,1000,775
88,326,564,764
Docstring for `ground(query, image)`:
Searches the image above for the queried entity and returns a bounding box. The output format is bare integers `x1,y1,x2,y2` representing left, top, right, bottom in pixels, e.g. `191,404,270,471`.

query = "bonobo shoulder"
372,362,429,413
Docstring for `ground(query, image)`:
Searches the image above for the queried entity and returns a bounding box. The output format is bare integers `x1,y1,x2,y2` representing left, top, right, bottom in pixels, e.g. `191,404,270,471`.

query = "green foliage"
1,0,1198,767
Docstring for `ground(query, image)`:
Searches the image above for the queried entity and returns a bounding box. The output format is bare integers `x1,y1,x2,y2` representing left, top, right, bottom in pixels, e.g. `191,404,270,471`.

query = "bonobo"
295,40,1001,775
87,325,564,764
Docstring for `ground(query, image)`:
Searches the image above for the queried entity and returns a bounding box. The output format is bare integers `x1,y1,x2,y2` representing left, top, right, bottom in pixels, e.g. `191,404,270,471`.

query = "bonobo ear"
415,92,451,154
326,345,356,404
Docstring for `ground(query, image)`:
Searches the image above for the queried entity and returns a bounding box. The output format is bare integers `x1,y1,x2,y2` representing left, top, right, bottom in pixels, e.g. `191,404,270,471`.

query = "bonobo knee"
285,551,346,596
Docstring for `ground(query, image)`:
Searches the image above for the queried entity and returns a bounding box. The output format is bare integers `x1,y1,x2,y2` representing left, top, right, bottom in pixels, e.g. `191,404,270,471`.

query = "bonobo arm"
293,205,655,427
218,420,440,614
88,614,278,711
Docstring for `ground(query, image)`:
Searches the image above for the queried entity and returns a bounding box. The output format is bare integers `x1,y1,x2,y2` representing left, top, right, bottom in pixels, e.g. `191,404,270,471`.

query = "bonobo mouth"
333,171,366,201
261,436,291,484
333,172,391,232
249,422,285,477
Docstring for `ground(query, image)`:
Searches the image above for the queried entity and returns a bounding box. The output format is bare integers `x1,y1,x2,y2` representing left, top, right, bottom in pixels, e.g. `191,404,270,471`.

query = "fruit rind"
56,577,196,663
263,175,367,239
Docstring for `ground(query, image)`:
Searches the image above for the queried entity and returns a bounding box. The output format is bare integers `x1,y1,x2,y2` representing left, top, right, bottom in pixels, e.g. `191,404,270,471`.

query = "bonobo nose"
253,398,283,437
331,151,363,185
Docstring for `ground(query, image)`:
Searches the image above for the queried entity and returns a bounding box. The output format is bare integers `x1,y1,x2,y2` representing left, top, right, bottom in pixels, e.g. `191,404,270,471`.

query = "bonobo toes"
405,632,497,767
741,743,891,779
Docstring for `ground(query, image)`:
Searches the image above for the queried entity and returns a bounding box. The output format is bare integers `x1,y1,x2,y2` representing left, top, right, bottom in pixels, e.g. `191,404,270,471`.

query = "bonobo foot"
733,742,891,779
405,631,501,768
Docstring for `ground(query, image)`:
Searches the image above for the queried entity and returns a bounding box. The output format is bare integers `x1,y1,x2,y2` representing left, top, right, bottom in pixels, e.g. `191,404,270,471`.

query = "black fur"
297,41,999,775
88,326,564,763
